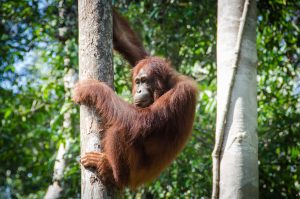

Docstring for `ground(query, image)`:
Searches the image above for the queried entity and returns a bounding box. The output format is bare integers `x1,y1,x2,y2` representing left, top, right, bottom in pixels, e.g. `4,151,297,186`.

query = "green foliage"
257,1,300,198
0,0,299,198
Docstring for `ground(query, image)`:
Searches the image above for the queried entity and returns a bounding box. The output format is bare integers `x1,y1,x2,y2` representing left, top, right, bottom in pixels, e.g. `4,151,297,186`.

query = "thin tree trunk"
212,0,258,198
45,68,76,199
45,1,76,197
78,0,114,198
44,142,69,199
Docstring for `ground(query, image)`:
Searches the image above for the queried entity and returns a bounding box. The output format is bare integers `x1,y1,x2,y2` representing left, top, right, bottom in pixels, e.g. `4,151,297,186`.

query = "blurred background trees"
0,0,299,198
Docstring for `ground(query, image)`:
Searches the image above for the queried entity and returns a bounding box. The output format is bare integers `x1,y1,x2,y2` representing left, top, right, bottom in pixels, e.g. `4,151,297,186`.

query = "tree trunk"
45,68,77,199
45,1,77,198
44,142,69,199
213,0,258,198
78,0,114,198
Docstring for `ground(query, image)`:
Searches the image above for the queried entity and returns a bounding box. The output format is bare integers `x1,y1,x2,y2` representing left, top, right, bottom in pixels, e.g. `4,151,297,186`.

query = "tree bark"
45,68,77,199
44,142,69,199
212,0,258,198
44,141,70,199
45,1,77,198
78,0,114,198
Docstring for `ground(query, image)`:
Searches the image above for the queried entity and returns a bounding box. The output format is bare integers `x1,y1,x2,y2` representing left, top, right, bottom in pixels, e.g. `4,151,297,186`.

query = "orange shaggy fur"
73,10,198,189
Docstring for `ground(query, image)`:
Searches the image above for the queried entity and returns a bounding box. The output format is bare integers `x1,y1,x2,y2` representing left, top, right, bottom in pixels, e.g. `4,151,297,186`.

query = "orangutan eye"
140,77,147,83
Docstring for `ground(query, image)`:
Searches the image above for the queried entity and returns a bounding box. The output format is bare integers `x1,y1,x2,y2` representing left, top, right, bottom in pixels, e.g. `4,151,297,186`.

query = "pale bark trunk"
212,0,258,198
45,68,76,199
44,141,70,199
45,1,76,197
78,0,114,198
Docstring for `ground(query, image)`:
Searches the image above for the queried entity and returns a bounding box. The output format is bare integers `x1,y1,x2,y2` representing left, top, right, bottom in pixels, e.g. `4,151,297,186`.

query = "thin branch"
211,0,251,198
